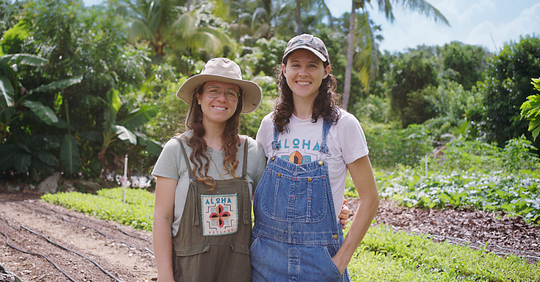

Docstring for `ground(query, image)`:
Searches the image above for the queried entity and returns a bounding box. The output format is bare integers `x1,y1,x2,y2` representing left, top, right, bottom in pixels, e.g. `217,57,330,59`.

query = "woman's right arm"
153,176,178,282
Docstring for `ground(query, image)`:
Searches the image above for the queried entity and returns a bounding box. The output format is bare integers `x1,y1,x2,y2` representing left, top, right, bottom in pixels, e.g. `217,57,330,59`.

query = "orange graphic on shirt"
289,151,303,164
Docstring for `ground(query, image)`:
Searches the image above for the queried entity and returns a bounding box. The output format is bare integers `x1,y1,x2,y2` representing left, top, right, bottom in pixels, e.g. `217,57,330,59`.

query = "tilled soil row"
0,200,156,282
2,195,539,281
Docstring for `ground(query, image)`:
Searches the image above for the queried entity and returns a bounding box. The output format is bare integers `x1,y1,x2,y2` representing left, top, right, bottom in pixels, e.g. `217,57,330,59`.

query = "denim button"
277,173,281,178
308,177,312,182
333,234,338,239
271,156,275,161
318,161,324,166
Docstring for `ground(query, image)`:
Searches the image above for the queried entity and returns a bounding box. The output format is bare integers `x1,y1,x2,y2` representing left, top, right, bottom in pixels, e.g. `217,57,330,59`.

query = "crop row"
41,188,539,281
41,188,153,231
373,168,540,224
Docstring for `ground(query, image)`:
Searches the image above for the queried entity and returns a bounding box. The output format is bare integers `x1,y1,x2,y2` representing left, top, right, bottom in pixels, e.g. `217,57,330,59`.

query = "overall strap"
176,136,194,179
175,136,200,226
271,124,280,154
241,138,250,224
241,138,249,179
319,119,332,154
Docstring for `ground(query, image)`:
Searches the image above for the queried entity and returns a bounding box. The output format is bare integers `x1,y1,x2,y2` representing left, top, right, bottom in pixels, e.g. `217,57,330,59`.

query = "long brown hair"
273,58,341,133
182,83,243,190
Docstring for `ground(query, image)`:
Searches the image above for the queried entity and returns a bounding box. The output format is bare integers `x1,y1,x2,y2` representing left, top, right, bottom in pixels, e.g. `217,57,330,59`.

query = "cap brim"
282,46,327,62
176,74,262,114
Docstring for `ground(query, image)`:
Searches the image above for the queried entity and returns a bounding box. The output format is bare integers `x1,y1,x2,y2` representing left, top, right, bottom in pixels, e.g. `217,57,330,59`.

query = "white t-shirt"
152,131,267,236
256,108,369,220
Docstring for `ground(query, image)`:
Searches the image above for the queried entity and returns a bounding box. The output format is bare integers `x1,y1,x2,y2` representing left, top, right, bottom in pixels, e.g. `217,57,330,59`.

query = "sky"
326,0,540,53
82,0,540,54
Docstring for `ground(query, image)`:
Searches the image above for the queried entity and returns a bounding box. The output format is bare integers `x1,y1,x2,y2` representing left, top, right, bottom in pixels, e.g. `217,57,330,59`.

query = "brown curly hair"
181,83,243,190
273,58,341,133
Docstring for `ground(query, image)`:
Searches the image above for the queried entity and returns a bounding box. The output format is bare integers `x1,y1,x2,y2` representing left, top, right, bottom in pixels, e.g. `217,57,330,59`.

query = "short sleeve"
256,113,274,158
245,137,267,190
151,138,181,180
336,111,369,164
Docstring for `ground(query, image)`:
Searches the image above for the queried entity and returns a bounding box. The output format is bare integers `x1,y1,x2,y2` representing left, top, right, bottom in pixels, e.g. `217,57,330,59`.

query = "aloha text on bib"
201,193,238,236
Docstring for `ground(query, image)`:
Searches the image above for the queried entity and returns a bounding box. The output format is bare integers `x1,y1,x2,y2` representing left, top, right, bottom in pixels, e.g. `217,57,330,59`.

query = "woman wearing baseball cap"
251,34,380,281
152,58,267,281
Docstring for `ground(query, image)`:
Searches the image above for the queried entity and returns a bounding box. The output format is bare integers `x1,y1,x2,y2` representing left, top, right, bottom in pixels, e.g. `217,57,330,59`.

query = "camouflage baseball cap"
282,34,330,64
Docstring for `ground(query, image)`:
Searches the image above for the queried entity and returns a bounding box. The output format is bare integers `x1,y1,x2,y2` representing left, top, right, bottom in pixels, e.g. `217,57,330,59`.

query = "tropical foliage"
477,35,540,149
520,78,540,140
371,136,540,224
1,0,539,190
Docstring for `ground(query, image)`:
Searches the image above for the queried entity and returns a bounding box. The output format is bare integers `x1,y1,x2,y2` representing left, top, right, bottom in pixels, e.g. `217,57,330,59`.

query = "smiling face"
197,80,241,127
282,49,330,103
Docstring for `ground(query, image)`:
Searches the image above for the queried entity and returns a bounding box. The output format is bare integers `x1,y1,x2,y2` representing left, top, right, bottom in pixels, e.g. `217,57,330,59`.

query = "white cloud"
467,21,497,50
497,3,540,43
458,0,496,24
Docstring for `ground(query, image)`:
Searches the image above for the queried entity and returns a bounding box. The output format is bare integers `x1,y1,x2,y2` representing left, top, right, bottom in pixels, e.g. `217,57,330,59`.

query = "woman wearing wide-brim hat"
151,58,267,282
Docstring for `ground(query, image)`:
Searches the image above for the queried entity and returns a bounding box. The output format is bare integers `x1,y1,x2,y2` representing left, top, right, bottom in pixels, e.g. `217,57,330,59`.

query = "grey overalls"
173,139,252,281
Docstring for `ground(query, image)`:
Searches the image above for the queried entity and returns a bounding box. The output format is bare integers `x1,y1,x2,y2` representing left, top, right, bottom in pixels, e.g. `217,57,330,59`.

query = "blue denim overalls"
251,120,351,281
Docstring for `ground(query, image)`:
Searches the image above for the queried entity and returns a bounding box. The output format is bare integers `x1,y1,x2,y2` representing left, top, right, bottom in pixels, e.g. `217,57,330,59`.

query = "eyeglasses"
203,86,240,102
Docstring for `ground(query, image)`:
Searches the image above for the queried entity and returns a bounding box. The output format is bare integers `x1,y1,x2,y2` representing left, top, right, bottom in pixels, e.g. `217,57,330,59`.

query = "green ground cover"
352,225,540,281
42,188,153,231
41,187,540,281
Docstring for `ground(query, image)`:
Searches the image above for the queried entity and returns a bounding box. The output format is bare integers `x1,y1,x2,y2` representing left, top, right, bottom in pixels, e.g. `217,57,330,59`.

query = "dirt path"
0,194,156,282
1,193,539,281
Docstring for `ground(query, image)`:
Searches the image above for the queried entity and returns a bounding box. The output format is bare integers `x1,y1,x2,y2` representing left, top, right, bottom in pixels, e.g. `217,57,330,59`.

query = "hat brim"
282,46,328,63
176,74,262,114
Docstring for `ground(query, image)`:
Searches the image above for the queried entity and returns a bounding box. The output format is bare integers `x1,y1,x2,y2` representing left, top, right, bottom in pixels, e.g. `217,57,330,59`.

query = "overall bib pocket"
259,169,328,223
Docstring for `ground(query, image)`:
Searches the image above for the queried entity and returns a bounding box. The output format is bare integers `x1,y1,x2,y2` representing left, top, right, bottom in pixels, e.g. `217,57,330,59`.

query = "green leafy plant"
520,78,540,140
365,123,433,169
374,137,540,223
0,53,83,180
42,188,154,231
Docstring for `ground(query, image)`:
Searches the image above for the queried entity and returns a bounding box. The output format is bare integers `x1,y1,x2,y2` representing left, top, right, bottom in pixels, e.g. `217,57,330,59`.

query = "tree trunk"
295,0,302,35
342,1,356,111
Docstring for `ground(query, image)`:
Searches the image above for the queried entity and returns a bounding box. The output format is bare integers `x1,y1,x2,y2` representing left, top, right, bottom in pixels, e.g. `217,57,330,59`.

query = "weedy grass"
42,188,540,281
349,225,540,281
41,188,153,231
96,187,155,207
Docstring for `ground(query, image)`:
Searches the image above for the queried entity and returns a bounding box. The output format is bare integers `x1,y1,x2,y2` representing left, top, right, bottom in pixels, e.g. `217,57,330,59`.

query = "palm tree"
272,0,333,37
341,0,450,110
213,0,273,44
115,0,230,60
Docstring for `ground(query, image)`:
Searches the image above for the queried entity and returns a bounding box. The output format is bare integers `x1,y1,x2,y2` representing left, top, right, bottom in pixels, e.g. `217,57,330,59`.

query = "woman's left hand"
338,199,350,229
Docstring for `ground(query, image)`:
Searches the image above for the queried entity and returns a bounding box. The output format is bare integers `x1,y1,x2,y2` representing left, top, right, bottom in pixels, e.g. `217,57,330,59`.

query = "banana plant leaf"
30,76,83,94
21,100,59,125
112,125,137,145
122,104,158,130
0,75,14,108
134,131,163,155
60,134,80,175
13,152,31,173
0,54,48,67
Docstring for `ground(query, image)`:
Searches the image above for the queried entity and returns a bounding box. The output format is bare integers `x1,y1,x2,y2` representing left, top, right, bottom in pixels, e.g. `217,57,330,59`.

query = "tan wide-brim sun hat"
176,58,262,114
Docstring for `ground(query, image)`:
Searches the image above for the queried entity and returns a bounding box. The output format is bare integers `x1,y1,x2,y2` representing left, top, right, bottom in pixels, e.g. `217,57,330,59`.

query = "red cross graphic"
209,204,231,228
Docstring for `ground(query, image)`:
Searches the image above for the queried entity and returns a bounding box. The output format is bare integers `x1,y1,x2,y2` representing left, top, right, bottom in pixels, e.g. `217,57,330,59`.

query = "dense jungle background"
1,1,540,281
1,0,539,186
